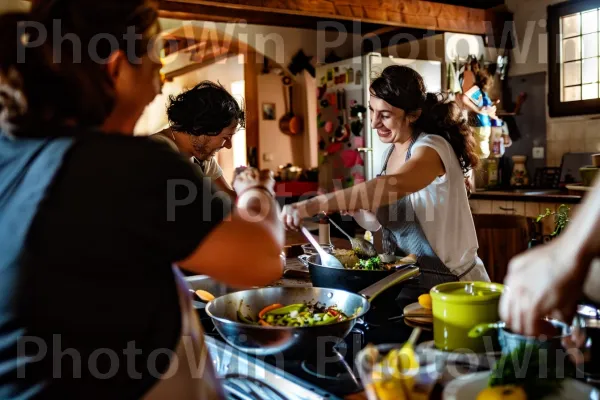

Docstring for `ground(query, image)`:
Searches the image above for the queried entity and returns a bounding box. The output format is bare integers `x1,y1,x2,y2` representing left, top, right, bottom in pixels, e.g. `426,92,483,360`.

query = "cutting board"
403,302,433,325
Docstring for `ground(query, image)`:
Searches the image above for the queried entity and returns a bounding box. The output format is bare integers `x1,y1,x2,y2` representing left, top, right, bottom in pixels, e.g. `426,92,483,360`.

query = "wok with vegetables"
306,252,418,293
332,249,417,271
237,301,354,327
204,266,420,356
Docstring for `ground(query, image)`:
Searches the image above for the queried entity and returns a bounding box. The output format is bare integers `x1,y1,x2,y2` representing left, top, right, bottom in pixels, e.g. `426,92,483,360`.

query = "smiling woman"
281,65,488,305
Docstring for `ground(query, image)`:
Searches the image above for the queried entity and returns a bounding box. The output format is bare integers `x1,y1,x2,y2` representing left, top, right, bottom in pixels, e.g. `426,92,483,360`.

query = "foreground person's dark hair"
370,65,479,173
167,81,245,136
0,0,159,135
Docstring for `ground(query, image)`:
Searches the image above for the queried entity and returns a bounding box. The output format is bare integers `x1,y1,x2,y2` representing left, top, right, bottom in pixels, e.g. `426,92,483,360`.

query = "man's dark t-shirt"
0,134,231,399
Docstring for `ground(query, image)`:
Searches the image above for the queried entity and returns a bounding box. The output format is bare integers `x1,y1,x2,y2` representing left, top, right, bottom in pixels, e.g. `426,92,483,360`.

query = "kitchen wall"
157,19,361,172
257,74,306,171
505,0,600,167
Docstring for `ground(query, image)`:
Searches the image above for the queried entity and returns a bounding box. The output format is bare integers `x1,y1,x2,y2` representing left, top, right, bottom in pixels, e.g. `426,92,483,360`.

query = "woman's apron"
375,142,476,304
0,135,224,399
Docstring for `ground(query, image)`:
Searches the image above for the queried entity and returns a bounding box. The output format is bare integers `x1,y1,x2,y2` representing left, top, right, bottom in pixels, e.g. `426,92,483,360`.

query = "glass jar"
356,343,443,400
510,155,529,187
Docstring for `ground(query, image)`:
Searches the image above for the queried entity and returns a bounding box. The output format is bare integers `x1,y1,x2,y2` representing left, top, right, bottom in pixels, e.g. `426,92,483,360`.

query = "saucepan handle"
359,266,420,303
468,322,505,338
297,254,310,267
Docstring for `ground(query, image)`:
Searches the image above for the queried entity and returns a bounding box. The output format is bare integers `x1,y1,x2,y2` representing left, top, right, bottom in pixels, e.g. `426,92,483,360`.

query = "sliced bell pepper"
315,318,339,326
258,303,284,319
264,304,305,316
237,310,255,325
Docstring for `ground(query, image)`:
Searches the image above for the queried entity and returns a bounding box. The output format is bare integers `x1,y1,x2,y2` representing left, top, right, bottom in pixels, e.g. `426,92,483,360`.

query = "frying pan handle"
359,266,420,302
468,322,504,338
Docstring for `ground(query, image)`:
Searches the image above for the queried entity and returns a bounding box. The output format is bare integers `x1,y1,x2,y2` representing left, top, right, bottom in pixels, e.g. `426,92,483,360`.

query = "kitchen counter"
470,188,582,203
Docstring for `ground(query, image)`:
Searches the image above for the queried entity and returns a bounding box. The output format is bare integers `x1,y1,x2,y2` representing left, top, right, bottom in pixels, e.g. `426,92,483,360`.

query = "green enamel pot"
430,281,504,353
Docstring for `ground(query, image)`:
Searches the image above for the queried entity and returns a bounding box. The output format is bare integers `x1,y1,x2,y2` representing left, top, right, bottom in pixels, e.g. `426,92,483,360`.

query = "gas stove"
201,290,433,400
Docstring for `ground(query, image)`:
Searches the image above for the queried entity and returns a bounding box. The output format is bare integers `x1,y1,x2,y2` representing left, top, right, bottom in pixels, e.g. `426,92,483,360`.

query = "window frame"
548,0,600,117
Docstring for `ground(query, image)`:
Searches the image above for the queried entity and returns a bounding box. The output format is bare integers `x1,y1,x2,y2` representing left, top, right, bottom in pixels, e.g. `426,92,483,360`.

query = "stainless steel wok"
204,266,420,356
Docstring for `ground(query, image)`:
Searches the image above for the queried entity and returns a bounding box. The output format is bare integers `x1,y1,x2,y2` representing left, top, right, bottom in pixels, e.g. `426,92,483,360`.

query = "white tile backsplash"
546,118,598,167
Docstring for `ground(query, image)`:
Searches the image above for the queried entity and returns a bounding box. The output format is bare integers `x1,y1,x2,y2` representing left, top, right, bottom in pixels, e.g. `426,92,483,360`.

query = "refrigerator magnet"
341,149,363,168
346,68,354,84
320,99,329,108
328,92,337,106
324,120,334,134
355,70,363,85
351,120,364,136
326,142,343,154
317,84,327,99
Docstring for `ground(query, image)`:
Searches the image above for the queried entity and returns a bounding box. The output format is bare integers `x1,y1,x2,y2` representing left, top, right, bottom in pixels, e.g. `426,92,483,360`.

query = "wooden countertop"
470,188,581,203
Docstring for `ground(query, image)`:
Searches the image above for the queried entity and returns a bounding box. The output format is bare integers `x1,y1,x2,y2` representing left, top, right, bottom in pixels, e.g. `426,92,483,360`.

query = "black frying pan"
306,254,416,293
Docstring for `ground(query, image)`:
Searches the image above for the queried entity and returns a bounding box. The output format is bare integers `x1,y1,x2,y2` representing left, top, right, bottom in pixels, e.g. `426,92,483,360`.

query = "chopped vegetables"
258,303,283,319
333,249,416,271
263,303,304,316
487,343,562,399
238,301,355,327
356,256,384,270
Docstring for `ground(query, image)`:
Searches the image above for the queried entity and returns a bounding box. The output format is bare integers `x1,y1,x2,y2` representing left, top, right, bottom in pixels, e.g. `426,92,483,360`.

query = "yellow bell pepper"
418,294,432,309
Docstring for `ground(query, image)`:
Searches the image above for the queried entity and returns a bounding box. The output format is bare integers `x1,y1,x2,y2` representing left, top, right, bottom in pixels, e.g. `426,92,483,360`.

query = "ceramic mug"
430,281,504,353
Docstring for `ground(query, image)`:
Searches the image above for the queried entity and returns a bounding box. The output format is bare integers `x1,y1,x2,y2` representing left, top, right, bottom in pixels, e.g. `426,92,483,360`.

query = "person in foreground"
500,177,600,337
153,81,242,198
0,1,283,399
281,65,489,302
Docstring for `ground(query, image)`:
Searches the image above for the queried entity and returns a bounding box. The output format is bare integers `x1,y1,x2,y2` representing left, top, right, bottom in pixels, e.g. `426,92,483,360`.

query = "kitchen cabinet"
470,198,578,237
469,196,579,283
472,214,532,283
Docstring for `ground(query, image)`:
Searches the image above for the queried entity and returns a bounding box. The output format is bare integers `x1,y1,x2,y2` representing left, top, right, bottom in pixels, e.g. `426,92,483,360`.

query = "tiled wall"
505,0,600,167
546,118,600,166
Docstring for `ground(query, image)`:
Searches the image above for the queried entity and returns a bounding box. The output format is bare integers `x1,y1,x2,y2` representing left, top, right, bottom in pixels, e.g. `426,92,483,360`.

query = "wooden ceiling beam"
160,0,510,36
159,2,382,32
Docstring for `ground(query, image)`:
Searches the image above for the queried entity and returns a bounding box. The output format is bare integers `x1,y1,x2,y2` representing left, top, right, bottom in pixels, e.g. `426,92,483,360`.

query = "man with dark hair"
153,81,245,197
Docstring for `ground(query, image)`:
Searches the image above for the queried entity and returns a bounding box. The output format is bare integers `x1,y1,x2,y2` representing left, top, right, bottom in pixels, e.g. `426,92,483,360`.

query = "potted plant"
536,204,570,238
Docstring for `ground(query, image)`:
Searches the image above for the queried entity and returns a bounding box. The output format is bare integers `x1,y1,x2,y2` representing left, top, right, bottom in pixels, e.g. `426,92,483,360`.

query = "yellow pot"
430,282,504,353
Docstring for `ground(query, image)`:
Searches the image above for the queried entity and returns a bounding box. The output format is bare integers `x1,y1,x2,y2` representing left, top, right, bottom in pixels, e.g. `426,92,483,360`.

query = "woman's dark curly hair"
370,65,479,173
167,81,245,136
0,0,159,135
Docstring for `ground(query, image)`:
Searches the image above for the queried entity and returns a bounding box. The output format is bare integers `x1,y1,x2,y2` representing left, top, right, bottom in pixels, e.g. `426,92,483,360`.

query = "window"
548,0,600,116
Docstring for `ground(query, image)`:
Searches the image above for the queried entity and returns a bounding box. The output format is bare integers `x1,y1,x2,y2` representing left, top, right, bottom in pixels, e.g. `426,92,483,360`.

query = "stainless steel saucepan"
204,266,420,356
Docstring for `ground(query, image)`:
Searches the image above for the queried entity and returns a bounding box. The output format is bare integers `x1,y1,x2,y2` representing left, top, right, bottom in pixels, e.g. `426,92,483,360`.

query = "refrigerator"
316,53,442,191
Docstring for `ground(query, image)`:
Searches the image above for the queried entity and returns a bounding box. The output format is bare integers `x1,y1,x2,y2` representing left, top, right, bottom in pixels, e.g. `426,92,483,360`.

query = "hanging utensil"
279,77,302,136
326,217,377,257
